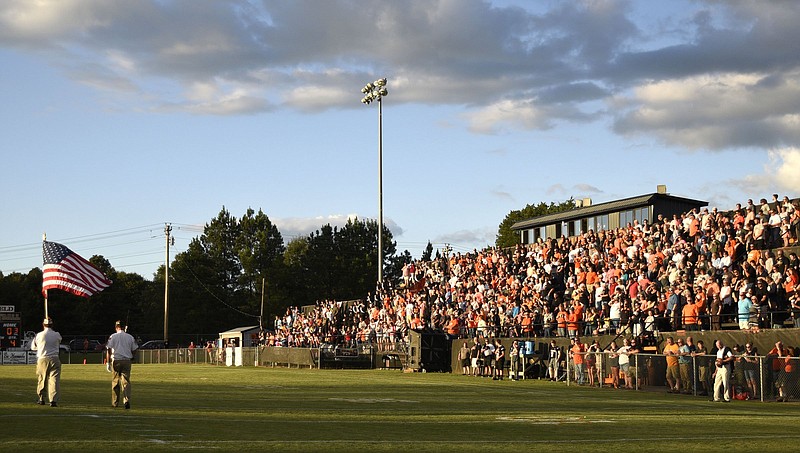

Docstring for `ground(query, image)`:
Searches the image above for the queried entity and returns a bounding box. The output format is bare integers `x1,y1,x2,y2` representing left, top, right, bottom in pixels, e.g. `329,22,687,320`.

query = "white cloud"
283,85,351,112
491,189,514,201
574,183,603,194
614,72,800,150
466,100,552,134
2,0,800,149
769,147,800,193
546,184,568,196
433,227,495,251
719,147,800,202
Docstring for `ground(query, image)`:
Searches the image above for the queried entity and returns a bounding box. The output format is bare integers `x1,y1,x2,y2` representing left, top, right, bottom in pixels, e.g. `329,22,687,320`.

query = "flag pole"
43,232,48,319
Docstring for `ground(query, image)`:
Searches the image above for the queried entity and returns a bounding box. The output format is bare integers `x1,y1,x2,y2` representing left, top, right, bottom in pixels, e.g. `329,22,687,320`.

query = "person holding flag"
31,317,62,407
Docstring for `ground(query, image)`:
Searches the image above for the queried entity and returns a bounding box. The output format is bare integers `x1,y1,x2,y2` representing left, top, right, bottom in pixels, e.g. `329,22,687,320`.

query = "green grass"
1,364,798,452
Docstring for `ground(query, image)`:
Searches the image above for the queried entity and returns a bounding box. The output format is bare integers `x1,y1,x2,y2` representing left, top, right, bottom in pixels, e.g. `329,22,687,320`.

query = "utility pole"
443,243,452,277
164,223,172,345
260,278,266,332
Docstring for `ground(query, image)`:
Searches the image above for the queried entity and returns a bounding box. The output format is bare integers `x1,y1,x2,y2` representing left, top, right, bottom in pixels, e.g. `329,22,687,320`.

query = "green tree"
496,198,576,248
237,208,286,315
167,207,287,339
284,218,399,305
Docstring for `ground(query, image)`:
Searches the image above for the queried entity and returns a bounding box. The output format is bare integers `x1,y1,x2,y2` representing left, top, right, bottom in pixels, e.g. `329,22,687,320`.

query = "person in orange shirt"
570,337,587,384
446,316,461,337
688,214,701,244
410,315,424,331
521,312,533,337
663,337,681,392
747,244,761,264
694,290,707,330
784,267,799,294
467,312,478,338
586,268,599,298
768,341,792,401
682,298,699,331
566,308,580,339
556,308,568,338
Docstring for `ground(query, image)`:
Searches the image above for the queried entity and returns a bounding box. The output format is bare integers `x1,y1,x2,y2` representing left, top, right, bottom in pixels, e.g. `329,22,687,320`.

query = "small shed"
219,325,260,348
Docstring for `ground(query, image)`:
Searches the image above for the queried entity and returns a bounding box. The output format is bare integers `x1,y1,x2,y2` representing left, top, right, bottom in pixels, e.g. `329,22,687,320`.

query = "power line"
180,264,259,319
0,223,199,275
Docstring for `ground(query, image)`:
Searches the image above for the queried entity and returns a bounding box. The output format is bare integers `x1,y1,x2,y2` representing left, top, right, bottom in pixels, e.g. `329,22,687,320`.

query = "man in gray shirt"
31,317,61,407
106,321,138,409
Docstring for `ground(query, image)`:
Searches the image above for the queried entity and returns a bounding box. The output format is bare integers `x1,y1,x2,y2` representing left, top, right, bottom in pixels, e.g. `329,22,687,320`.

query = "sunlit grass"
1,364,798,452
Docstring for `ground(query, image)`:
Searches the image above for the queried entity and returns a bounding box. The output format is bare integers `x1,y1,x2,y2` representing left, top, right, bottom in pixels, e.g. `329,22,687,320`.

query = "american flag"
42,241,112,297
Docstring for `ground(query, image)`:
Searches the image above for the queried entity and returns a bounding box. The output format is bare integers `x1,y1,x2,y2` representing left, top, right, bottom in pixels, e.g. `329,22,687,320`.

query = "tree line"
0,207,410,343
1,200,572,343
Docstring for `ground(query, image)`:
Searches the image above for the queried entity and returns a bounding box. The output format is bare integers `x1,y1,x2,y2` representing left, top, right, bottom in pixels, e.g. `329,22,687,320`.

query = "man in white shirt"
106,321,138,409
31,317,61,407
768,209,782,247
713,339,734,402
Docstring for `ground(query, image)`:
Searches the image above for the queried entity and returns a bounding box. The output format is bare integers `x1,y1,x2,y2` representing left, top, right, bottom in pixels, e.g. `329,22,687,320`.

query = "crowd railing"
451,309,799,340
560,350,800,402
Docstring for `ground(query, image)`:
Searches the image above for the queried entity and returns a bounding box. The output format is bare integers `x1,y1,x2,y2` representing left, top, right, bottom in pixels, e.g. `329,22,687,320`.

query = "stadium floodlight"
360,77,389,285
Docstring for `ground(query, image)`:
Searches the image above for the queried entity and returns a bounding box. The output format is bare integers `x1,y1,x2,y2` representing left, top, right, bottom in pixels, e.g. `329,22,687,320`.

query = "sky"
2,0,800,280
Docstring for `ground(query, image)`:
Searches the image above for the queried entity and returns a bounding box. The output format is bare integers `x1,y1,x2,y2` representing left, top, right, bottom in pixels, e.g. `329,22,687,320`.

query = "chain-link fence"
137,346,219,365
564,350,800,402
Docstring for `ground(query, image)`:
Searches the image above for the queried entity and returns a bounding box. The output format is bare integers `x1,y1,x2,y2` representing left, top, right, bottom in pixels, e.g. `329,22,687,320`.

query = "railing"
136,347,219,365
562,351,800,402
449,309,800,340
134,341,411,370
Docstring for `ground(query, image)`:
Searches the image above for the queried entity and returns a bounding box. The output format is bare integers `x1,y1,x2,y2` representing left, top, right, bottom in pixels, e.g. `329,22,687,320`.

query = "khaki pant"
679,363,693,392
111,359,132,406
714,365,731,402
36,356,61,403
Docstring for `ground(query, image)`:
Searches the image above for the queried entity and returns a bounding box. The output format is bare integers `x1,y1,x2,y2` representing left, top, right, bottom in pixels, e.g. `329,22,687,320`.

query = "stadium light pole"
361,78,388,286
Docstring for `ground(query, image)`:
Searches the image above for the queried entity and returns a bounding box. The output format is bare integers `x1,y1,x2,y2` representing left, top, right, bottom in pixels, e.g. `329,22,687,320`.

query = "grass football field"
1,364,798,452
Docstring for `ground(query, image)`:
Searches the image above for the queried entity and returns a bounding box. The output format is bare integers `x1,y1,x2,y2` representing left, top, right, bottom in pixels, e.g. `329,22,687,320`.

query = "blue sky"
2,0,799,279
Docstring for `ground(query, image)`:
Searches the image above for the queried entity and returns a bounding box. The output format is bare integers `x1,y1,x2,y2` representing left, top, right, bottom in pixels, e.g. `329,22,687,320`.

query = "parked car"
139,340,167,350
68,338,104,352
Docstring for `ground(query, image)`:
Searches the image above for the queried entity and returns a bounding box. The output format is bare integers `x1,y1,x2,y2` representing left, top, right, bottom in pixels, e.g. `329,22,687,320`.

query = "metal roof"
219,325,260,336
511,192,707,230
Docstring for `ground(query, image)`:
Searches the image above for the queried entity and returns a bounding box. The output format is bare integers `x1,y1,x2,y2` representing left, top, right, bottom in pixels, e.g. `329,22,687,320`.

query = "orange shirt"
586,271,599,287
695,293,707,315
571,343,586,365
557,312,567,328
682,303,699,326
567,312,580,332
784,269,799,294
446,318,460,336
521,315,532,333
664,343,680,367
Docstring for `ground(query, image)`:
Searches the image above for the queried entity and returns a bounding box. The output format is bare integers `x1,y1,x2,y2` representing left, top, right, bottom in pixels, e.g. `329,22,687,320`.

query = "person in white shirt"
106,321,138,409
31,317,61,407
713,339,734,402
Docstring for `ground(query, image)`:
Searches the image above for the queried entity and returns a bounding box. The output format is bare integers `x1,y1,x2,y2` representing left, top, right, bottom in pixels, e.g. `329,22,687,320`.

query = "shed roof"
511,192,706,230
219,325,260,336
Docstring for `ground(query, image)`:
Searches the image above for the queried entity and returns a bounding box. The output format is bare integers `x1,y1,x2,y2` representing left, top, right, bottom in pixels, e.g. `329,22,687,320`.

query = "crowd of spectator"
265,194,800,350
